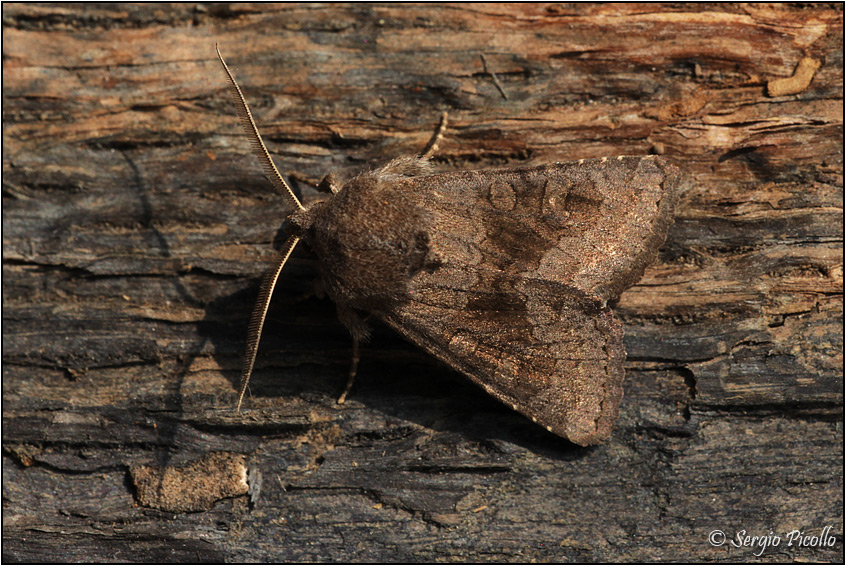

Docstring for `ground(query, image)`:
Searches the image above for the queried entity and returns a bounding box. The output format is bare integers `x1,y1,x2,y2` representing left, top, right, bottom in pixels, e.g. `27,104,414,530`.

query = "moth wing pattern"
381,272,626,446
411,156,680,304
374,156,679,445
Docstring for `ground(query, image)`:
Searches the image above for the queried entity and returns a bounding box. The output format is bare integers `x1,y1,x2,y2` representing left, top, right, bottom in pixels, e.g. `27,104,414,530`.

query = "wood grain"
3,3,842,562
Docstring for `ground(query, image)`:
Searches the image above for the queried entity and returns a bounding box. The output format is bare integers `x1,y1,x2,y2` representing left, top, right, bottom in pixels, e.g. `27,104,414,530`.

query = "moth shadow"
197,256,352,406
199,258,588,456
352,324,591,455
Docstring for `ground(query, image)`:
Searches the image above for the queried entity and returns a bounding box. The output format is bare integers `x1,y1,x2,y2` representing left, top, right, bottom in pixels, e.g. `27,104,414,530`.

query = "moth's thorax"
304,170,439,311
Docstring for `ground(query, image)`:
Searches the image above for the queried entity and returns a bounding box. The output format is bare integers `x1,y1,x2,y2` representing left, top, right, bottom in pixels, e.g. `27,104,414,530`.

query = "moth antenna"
215,43,305,212
419,111,449,159
237,235,301,411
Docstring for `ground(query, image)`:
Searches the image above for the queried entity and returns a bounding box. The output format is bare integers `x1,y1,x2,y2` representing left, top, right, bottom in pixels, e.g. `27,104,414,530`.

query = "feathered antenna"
236,235,300,411
215,43,304,212
216,44,303,409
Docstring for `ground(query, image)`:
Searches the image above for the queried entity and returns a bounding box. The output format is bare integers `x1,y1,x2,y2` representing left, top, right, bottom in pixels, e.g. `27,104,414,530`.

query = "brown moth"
216,45,680,446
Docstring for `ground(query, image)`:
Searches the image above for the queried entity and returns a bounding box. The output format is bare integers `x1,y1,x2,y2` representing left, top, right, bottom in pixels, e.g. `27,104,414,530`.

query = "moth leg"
336,337,360,405
419,111,449,159
286,171,341,195
334,303,370,404
316,172,342,195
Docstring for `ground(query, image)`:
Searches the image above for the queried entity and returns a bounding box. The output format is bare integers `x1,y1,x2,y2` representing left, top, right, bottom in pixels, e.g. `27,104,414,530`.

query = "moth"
216,46,680,446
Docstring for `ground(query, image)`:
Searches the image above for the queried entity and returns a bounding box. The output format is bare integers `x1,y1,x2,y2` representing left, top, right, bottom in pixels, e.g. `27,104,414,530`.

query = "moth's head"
287,202,323,237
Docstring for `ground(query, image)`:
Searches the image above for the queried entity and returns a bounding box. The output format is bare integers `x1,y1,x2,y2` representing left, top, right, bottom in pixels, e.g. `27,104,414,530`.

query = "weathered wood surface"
3,3,842,562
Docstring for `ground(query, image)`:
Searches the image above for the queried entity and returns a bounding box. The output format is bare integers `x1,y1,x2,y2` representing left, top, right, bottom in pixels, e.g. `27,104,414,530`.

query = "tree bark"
3,3,842,562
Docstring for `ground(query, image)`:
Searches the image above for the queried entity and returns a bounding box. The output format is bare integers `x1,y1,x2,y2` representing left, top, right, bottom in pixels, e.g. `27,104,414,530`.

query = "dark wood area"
3,3,842,562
